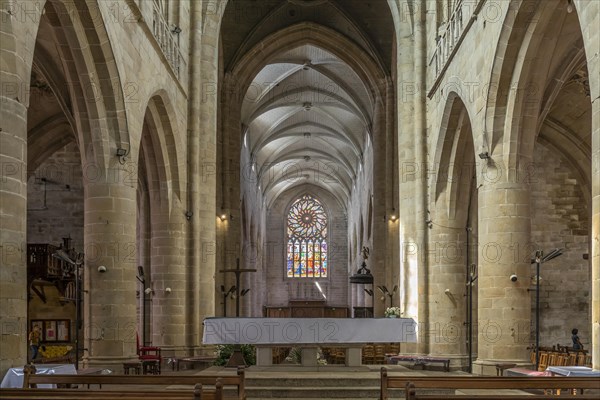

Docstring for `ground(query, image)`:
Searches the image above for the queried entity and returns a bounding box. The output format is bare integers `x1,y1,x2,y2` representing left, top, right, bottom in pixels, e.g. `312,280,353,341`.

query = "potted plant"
384,307,402,318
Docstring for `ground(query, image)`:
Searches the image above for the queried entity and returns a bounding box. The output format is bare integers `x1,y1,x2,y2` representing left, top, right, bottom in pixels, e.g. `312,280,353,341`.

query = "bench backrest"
23,365,243,399
380,367,600,400
1,382,223,400
407,395,600,400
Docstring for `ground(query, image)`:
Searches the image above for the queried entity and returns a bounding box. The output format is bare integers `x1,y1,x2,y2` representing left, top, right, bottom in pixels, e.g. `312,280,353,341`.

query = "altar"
203,317,417,367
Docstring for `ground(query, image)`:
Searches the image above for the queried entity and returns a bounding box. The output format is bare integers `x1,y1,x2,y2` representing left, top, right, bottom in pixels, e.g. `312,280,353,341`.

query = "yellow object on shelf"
39,345,73,358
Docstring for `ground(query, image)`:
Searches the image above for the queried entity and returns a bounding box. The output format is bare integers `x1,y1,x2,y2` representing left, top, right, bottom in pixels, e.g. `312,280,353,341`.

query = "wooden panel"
291,306,323,318
324,307,348,318
263,307,291,318
264,303,349,318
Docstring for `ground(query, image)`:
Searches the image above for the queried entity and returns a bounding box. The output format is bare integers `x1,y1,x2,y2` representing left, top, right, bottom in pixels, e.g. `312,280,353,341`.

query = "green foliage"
213,344,256,366
286,347,302,364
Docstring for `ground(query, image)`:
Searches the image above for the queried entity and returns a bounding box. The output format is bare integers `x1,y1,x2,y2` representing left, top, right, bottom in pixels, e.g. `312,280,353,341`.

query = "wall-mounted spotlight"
425,219,433,229
478,151,490,160
219,212,227,222
363,288,373,297
240,289,250,296
165,287,172,294
171,25,182,34
185,211,193,221
144,287,154,295
389,208,397,222
566,0,573,13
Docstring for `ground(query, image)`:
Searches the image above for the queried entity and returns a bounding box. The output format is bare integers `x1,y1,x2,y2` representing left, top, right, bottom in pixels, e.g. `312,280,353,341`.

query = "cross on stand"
219,258,256,367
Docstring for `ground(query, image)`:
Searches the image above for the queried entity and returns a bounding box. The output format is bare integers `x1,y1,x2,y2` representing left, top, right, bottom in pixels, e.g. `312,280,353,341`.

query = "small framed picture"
44,320,57,342
57,320,70,342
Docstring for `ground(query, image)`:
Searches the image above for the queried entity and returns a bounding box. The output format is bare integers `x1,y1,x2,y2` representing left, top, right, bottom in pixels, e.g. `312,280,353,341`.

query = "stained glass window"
287,195,328,278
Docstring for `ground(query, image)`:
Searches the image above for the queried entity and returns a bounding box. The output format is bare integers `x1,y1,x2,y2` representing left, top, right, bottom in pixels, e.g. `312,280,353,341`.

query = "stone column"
573,0,599,371
427,215,468,368
187,0,218,353
150,208,187,353
474,172,531,375
83,166,138,369
0,96,28,375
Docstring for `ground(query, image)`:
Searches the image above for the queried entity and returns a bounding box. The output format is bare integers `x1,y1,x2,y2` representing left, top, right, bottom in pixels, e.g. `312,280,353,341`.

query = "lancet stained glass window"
287,195,328,278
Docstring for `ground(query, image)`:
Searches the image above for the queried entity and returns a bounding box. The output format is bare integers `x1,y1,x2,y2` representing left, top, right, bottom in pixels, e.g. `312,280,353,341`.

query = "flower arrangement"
384,307,402,318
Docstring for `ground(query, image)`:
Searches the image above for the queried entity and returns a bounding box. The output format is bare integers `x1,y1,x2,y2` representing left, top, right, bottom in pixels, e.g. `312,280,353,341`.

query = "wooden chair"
385,343,400,355
374,345,386,364
362,345,374,365
576,352,586,366
334,348,346,364
556,354,568,366
137,334,161,374
547,352,558,366
537,352,548,371
567,352,577,366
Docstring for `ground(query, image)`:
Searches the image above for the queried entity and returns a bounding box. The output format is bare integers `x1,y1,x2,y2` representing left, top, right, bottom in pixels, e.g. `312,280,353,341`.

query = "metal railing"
428,0,486,98
151,1,183,79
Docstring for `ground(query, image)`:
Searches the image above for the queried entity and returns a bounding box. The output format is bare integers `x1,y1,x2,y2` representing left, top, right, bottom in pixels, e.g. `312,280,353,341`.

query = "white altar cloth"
1,364,77,388
202,317,417,345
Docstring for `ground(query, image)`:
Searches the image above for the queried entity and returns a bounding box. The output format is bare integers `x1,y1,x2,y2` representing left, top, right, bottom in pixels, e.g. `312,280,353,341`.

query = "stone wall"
265,186,348,307
531,143,591,348
27,142,84,252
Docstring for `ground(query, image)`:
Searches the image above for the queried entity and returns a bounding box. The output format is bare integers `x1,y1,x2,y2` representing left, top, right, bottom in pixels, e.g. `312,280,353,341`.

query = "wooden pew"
23,365,245,400
380,367,600,400
0,382,222,399
406,395,599,400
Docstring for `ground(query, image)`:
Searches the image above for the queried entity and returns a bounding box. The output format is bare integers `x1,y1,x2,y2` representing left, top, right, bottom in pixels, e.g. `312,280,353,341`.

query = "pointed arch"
433,92,476,220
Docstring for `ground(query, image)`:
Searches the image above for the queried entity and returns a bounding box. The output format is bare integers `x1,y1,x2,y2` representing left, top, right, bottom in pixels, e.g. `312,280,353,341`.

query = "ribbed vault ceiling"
243,44,373,207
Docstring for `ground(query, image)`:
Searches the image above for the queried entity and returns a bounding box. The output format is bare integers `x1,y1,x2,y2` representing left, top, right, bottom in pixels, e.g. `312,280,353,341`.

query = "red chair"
137,334,161,374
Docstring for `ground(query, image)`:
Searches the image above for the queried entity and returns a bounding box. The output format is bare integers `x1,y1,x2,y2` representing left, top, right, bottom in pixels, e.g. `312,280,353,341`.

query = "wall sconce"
116,147,128,164
478,151,490,160
165,287,172,294
389,208,397,222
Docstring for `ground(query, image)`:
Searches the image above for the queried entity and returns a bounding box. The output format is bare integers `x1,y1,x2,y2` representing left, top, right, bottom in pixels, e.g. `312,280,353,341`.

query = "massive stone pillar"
427,215,468,368
573,0,599,371
186,0,218,353
83,169,138,368
474,173,531,375
0,96,28,375
151,209,187,352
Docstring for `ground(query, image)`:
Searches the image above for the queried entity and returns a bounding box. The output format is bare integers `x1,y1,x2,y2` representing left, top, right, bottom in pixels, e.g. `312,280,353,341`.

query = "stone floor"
68,363,600,399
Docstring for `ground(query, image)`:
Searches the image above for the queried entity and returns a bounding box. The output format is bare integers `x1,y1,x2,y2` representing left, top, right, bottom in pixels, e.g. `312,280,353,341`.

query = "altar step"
244,374,402,399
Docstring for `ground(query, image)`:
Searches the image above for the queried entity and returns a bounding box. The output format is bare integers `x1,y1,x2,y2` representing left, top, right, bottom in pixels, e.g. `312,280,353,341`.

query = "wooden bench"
0,382,221,400
387,355,450,371
380,368,600,400
23,365,245,400
406,395,599,400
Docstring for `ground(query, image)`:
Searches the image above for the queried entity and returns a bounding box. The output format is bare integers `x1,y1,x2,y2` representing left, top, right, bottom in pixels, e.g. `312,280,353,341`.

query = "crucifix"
219,258,257,317
219,258,257,367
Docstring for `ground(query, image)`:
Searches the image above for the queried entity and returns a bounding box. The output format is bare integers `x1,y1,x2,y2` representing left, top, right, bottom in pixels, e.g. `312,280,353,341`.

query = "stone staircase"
243,368,403,400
